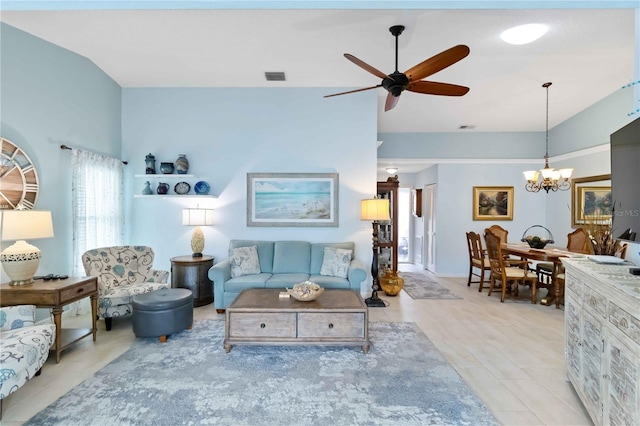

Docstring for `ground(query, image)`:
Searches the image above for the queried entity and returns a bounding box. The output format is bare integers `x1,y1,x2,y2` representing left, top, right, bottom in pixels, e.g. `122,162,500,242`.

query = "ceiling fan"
325,25,470,111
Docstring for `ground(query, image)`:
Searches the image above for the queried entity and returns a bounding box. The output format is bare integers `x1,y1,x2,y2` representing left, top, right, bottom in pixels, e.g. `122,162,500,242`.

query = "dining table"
501,243,577,309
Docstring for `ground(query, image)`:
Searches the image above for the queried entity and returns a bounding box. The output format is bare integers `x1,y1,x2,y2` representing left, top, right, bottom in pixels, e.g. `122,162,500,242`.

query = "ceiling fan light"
385,167,398,174
500,24,548,45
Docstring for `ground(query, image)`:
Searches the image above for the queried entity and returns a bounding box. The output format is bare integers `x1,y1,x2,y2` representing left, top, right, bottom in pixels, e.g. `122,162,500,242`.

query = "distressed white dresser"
562,258,640,426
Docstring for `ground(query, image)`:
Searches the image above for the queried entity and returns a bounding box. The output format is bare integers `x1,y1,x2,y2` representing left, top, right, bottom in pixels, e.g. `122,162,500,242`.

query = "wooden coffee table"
224,288,370,353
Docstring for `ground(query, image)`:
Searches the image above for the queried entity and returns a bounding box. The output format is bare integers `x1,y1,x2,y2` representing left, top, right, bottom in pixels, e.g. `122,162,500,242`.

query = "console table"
0,276,98,363
170,255,214,307
562,258,640,425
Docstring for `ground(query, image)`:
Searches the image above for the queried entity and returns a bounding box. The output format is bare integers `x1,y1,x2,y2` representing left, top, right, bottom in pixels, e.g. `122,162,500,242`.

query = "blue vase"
175,154,189,174
142,181,153,195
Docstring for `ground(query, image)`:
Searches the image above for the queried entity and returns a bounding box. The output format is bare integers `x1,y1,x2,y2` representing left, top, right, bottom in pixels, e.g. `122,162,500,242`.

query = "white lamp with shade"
1,210,54,285
360,198,390,307
182,207,214,257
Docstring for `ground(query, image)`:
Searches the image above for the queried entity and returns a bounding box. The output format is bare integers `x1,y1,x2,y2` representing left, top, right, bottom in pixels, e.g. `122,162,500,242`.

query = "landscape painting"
247,173,338,227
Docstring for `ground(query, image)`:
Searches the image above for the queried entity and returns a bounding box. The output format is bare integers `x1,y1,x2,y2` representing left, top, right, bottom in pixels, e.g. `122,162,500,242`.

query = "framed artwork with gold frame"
571,174,612,226
472,186,514,221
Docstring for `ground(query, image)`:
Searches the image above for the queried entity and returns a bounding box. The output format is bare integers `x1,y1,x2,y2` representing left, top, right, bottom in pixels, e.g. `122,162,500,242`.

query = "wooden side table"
170,255,214,307
0,276,98,363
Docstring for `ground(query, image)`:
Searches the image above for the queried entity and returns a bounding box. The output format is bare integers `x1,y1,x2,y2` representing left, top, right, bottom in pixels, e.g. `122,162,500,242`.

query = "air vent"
265,72,286,81
458,125,476,130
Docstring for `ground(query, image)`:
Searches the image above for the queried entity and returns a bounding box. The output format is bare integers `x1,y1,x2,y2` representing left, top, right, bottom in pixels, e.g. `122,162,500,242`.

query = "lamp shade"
1,210,54,241
182,208,214,226
1,210,54,286
361,199,390,221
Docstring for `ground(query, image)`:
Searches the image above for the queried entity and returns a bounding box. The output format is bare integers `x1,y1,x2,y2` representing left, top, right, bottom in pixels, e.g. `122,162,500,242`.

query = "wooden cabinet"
563,258,640,425
377,180,399,271
412,188,422,217
170,255,214,307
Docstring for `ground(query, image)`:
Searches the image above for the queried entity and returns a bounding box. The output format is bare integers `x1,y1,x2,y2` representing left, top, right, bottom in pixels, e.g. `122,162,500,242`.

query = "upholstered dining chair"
466,231,491,291
484,229,537,303
82,246,170,330
536,228,591,284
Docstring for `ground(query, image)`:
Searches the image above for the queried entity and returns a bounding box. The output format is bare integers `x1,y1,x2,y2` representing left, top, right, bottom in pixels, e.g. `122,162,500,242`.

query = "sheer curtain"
71,149,124,314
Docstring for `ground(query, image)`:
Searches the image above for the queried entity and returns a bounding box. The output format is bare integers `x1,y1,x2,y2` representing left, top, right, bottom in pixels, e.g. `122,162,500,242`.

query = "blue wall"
0,23,121,280
121,87,378,276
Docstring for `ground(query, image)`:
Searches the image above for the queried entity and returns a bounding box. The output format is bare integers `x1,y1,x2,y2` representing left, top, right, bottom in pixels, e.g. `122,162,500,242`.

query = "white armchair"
82,246,170,330
0,305,56,419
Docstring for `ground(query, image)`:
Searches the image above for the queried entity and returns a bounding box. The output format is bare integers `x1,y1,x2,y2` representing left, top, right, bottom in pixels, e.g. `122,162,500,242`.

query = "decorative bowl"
194,180,210,195
160,162,174,174
521,225,554,249
287,281,324,302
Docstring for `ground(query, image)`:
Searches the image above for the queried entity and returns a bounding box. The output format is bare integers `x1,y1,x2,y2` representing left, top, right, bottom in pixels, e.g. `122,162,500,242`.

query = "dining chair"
466,231,491,291
484,229,537,303
487,224,509,243
537,228,591,284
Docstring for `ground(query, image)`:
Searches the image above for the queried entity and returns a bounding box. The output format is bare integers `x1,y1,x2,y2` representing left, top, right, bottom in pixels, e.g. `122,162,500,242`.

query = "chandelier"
523,82,573,193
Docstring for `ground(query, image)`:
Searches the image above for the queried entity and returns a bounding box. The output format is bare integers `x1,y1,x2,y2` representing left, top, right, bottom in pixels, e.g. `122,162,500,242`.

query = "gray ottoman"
132,288,193,342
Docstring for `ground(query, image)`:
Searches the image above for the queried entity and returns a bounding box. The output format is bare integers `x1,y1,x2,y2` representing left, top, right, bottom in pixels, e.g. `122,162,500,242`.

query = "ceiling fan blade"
405,45,470,82
344,54,393,81
407,81,470,96
384,93,400,111
324,85,381,98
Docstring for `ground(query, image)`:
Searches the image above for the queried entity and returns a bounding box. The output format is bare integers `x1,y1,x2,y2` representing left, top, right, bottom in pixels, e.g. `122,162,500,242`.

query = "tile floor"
0,264,593,425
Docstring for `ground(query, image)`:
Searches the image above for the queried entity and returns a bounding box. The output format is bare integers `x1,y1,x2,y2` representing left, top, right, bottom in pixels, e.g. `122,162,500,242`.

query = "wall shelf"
134,174,195,178
134,194,217,199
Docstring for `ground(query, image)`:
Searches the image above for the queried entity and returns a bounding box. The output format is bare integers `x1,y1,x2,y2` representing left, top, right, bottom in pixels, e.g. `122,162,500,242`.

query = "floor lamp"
361,198,390,307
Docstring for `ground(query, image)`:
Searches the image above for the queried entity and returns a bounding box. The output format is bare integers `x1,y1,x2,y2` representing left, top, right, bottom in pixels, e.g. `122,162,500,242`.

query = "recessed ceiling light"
500,24,548,45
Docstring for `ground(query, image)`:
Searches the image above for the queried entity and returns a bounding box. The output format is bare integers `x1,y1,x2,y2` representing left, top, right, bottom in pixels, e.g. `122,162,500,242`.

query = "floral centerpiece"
582,206,622,256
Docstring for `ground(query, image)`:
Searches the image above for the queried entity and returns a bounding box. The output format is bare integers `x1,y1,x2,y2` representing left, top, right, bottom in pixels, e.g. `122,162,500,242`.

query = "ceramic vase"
175,154,189,174
379,270,404,296
160,162,174,174
142,181,153,195
145,153,156,174
157,182,169,195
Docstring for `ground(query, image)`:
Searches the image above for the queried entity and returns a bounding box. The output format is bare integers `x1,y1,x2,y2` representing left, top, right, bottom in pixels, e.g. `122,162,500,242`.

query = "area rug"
400,272,462,299
27,320,495,426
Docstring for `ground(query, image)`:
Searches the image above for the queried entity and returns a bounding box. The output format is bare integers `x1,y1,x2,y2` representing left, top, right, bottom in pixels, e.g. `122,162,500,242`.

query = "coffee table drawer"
298,313,365,338
228,312,296,338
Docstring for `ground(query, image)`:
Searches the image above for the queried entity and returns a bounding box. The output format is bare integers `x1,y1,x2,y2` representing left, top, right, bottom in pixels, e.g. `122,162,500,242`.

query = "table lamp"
1,210,54,285
361,198,390,307
182,207,214,257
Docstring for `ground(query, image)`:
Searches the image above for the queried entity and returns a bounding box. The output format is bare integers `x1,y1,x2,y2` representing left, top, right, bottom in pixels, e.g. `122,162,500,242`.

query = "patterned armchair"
82,246,170,331
0,305,56,419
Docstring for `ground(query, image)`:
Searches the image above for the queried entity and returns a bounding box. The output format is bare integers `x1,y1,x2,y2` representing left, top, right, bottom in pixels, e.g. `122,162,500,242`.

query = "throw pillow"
320,247,352,278
230,245,261,278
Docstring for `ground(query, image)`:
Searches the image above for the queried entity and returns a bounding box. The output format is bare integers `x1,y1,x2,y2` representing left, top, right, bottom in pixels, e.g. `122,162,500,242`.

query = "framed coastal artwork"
472,186,514,220
247,173,339,227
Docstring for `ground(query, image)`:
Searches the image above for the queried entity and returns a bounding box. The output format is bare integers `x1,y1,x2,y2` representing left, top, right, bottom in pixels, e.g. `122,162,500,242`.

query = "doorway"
398,188,410,263
423,184,436,272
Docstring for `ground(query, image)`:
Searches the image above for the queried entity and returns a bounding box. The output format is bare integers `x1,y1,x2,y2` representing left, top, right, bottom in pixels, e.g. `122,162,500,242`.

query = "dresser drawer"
228,312,296,338
583,285,608,319
565,271,582,298
609,302,640,345
59,280,97,303
297,313,365,338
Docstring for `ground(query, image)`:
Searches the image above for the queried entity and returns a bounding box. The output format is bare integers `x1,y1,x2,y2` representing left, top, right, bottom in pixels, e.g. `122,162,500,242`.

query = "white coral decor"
287,281,324,301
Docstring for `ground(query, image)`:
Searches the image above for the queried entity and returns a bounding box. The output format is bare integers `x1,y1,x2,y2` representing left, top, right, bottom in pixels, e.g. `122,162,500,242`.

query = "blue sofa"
208,240,367,311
